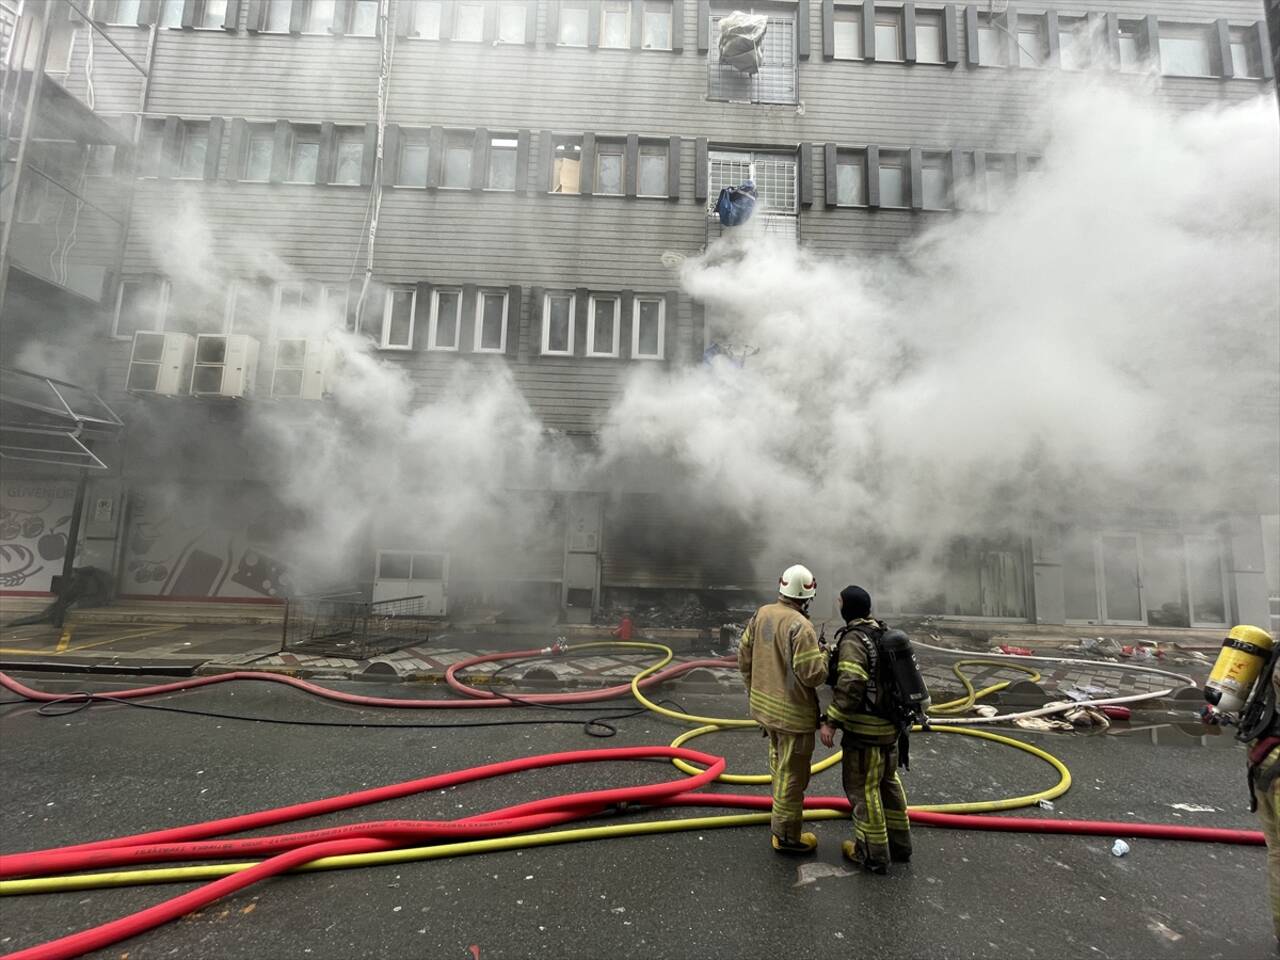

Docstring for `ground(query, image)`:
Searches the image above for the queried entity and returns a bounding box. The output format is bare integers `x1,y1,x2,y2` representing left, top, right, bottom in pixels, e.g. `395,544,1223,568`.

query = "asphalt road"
0,671,1275,960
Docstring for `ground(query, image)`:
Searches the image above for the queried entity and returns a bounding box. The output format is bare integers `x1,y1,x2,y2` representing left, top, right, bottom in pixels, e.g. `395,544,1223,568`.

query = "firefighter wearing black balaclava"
820,585,913,874
738,564,827,854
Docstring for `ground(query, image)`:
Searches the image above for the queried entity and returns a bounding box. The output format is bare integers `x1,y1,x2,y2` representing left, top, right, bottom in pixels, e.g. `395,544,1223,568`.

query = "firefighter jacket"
826,618,898,747
737,599,826,733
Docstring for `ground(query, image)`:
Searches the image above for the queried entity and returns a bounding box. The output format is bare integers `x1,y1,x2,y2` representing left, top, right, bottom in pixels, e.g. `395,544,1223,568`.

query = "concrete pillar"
1030,525,1066,625
1227,514,1272,630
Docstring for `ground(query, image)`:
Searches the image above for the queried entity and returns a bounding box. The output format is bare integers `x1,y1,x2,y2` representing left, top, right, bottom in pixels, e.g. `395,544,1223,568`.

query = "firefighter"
1251,662,1280,941
820,585,912,874
738,563,828,853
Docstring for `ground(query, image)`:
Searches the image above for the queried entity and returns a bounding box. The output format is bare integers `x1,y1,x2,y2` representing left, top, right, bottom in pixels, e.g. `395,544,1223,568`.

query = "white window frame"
914,9,944,64
405,0,441,39
473,290,509,353
195,0,229,30
641,0,672,50
874,7,904,61
242,125,274,182
976,16,1005,67
835,153,867,207
541,292,576,356
113,278,169,340
1158,25,1214,78
441,133,473,189
496,2,526,43
877,153,908,209
1057,16,1089,71
286,127,321,184
302,0,337,35
486,137,519,191
453,1,486,42
332,127,365,185
586,295,620,358
346,0,378,36
428,288,463,351
600,0,630,49
396,129,429,187
558,2,590,46
632,296,666,361
920,154,951,211
157,0,183,28
320,283,351,331
380,287,418,350
1016,16,1048,68
106,0,144,25
637,142,668,198
175,121,209,180
595,142,625,197
270,281,313,338
225,279,273,335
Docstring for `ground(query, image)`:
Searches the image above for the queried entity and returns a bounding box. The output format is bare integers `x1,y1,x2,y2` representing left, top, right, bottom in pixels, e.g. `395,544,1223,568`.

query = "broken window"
333,127,364,185
915,10,944,63
877,151,907,208
497,3,526,43
551,137,582,194
587,296,620,357
1016,14,1048,67
244,124,274,182
175,121,209,180
638,142,668,197
429,289,462,350
875,7,904,61
835,152,866,206
454,1,485,42
595,141,624,196
287,126,321,183
642,0,672,50
559,2,589,46
487,137,519,191
397,129,429,187
1160,24,1212,77
442,132,472,188
475,290,509,352
921,153,951,210
633,297,665,360
542,292,575,355
708,12,797,104
833,9,861,59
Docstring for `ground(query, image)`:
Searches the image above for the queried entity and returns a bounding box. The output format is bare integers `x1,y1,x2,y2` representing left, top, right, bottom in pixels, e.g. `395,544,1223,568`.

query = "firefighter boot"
772,831,818,854
842,839,888,874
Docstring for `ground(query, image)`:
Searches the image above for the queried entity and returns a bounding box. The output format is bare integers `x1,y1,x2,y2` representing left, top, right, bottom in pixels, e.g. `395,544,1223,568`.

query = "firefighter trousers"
1253,749,1280,940
766,728,815,842
840,738,911,868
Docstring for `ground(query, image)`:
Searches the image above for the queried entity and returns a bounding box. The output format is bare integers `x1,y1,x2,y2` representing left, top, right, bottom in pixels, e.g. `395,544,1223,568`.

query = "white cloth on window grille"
717,11,768,75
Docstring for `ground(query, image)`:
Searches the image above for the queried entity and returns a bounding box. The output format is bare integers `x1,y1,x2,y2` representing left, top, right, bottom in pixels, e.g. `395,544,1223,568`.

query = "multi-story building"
2,0,1276,634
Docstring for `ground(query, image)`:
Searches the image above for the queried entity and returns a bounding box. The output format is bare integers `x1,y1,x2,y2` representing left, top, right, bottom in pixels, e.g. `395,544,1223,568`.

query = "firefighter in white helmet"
738,563,828,853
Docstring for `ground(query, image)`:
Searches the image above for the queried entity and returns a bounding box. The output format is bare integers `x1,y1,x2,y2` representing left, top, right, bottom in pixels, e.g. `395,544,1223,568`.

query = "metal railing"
280,593,432,660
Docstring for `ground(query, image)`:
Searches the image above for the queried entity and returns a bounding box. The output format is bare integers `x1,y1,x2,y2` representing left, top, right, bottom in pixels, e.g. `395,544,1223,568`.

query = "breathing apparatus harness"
1200,625,1280,810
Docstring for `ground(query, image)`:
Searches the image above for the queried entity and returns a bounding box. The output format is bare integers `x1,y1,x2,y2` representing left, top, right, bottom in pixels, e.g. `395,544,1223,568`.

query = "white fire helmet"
778,564,817,600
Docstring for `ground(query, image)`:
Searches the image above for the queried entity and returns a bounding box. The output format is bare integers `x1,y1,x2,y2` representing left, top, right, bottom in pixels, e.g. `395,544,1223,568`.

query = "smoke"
601,82,1280,599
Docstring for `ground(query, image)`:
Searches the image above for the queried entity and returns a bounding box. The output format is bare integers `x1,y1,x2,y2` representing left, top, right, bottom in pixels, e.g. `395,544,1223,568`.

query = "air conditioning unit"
126,331,194,396
271,338,337,400
190,334,260,398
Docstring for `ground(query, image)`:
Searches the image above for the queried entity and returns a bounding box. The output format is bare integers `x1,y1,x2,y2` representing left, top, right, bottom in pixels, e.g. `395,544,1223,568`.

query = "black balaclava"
839,585,872,623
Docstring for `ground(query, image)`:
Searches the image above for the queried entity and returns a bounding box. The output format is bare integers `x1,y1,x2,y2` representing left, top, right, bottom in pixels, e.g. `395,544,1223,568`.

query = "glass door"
1099,534,1145,624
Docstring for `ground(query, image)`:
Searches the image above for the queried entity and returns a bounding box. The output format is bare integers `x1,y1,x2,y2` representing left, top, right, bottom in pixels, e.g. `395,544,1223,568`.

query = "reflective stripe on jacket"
738,599,826,733
827,619,898,746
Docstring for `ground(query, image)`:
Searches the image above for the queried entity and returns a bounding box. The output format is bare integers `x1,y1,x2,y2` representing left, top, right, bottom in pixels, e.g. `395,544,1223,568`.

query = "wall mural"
123,484,299,601
0,479,77,593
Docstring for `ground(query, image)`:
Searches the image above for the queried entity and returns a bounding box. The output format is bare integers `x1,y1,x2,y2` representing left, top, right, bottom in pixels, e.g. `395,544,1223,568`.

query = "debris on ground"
997,644,1035,656
1167,803,1218,813
1014,716,1074,732
1112,839,1131,857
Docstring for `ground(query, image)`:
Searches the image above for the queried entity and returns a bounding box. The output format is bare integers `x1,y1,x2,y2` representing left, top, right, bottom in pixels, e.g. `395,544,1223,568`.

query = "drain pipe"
354,0,394,320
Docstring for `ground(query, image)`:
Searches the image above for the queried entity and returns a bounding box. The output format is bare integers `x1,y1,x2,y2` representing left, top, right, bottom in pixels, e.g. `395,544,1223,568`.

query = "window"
158,0,182,28
442,133,472,188
262,0,292,32
833,10,862,59
976,15,1005,66
1058,16,1088,70
707,149,799,238
176,122,209,180
244,124,274,182
1230,28,1262,78
638,142,668,197
551,138,582,194
136,120,163,177
875,8,904,61
633,297,665,360
835,153,865,206
559,2,589,46
595,141,624,196
921,154,950,210
1016,15,1047,67
1116,20,1142,72
915,10,944,63
475,291,509,352
708,13,797,104
487,137,519,190
114,279,167,340
601,0,629,48
878,152,906,208
397,129,429,187
107,0,142,24
542,293,575,355
454,1,484,41
196,0,228,29
497,3,526,43
428,289,462,350
642,0,672,50
226,279,273,335
303,0,336,33
984,154,1014,208
333,128,364,185
380,287,417,349
1160,25,1212,77
405,0,441,39
274,281,316,330
320,284,353,332
287,127,320,183
348,0,377,35
586,296,620,357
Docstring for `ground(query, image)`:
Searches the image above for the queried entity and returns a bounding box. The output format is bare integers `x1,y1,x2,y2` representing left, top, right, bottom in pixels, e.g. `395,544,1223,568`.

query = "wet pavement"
0,671,1275,960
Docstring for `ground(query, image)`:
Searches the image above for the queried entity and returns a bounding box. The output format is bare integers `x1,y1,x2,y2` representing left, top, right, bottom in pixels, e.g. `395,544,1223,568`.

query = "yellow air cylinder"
1205,624,1275,713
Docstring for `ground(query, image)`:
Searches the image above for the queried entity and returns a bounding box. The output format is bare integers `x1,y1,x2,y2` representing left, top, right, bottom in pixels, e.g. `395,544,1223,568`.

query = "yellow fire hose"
0,641,1071,898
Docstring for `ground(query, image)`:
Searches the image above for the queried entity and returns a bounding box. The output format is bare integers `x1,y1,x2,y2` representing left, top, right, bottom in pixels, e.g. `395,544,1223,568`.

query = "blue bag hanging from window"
716,180,758,227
